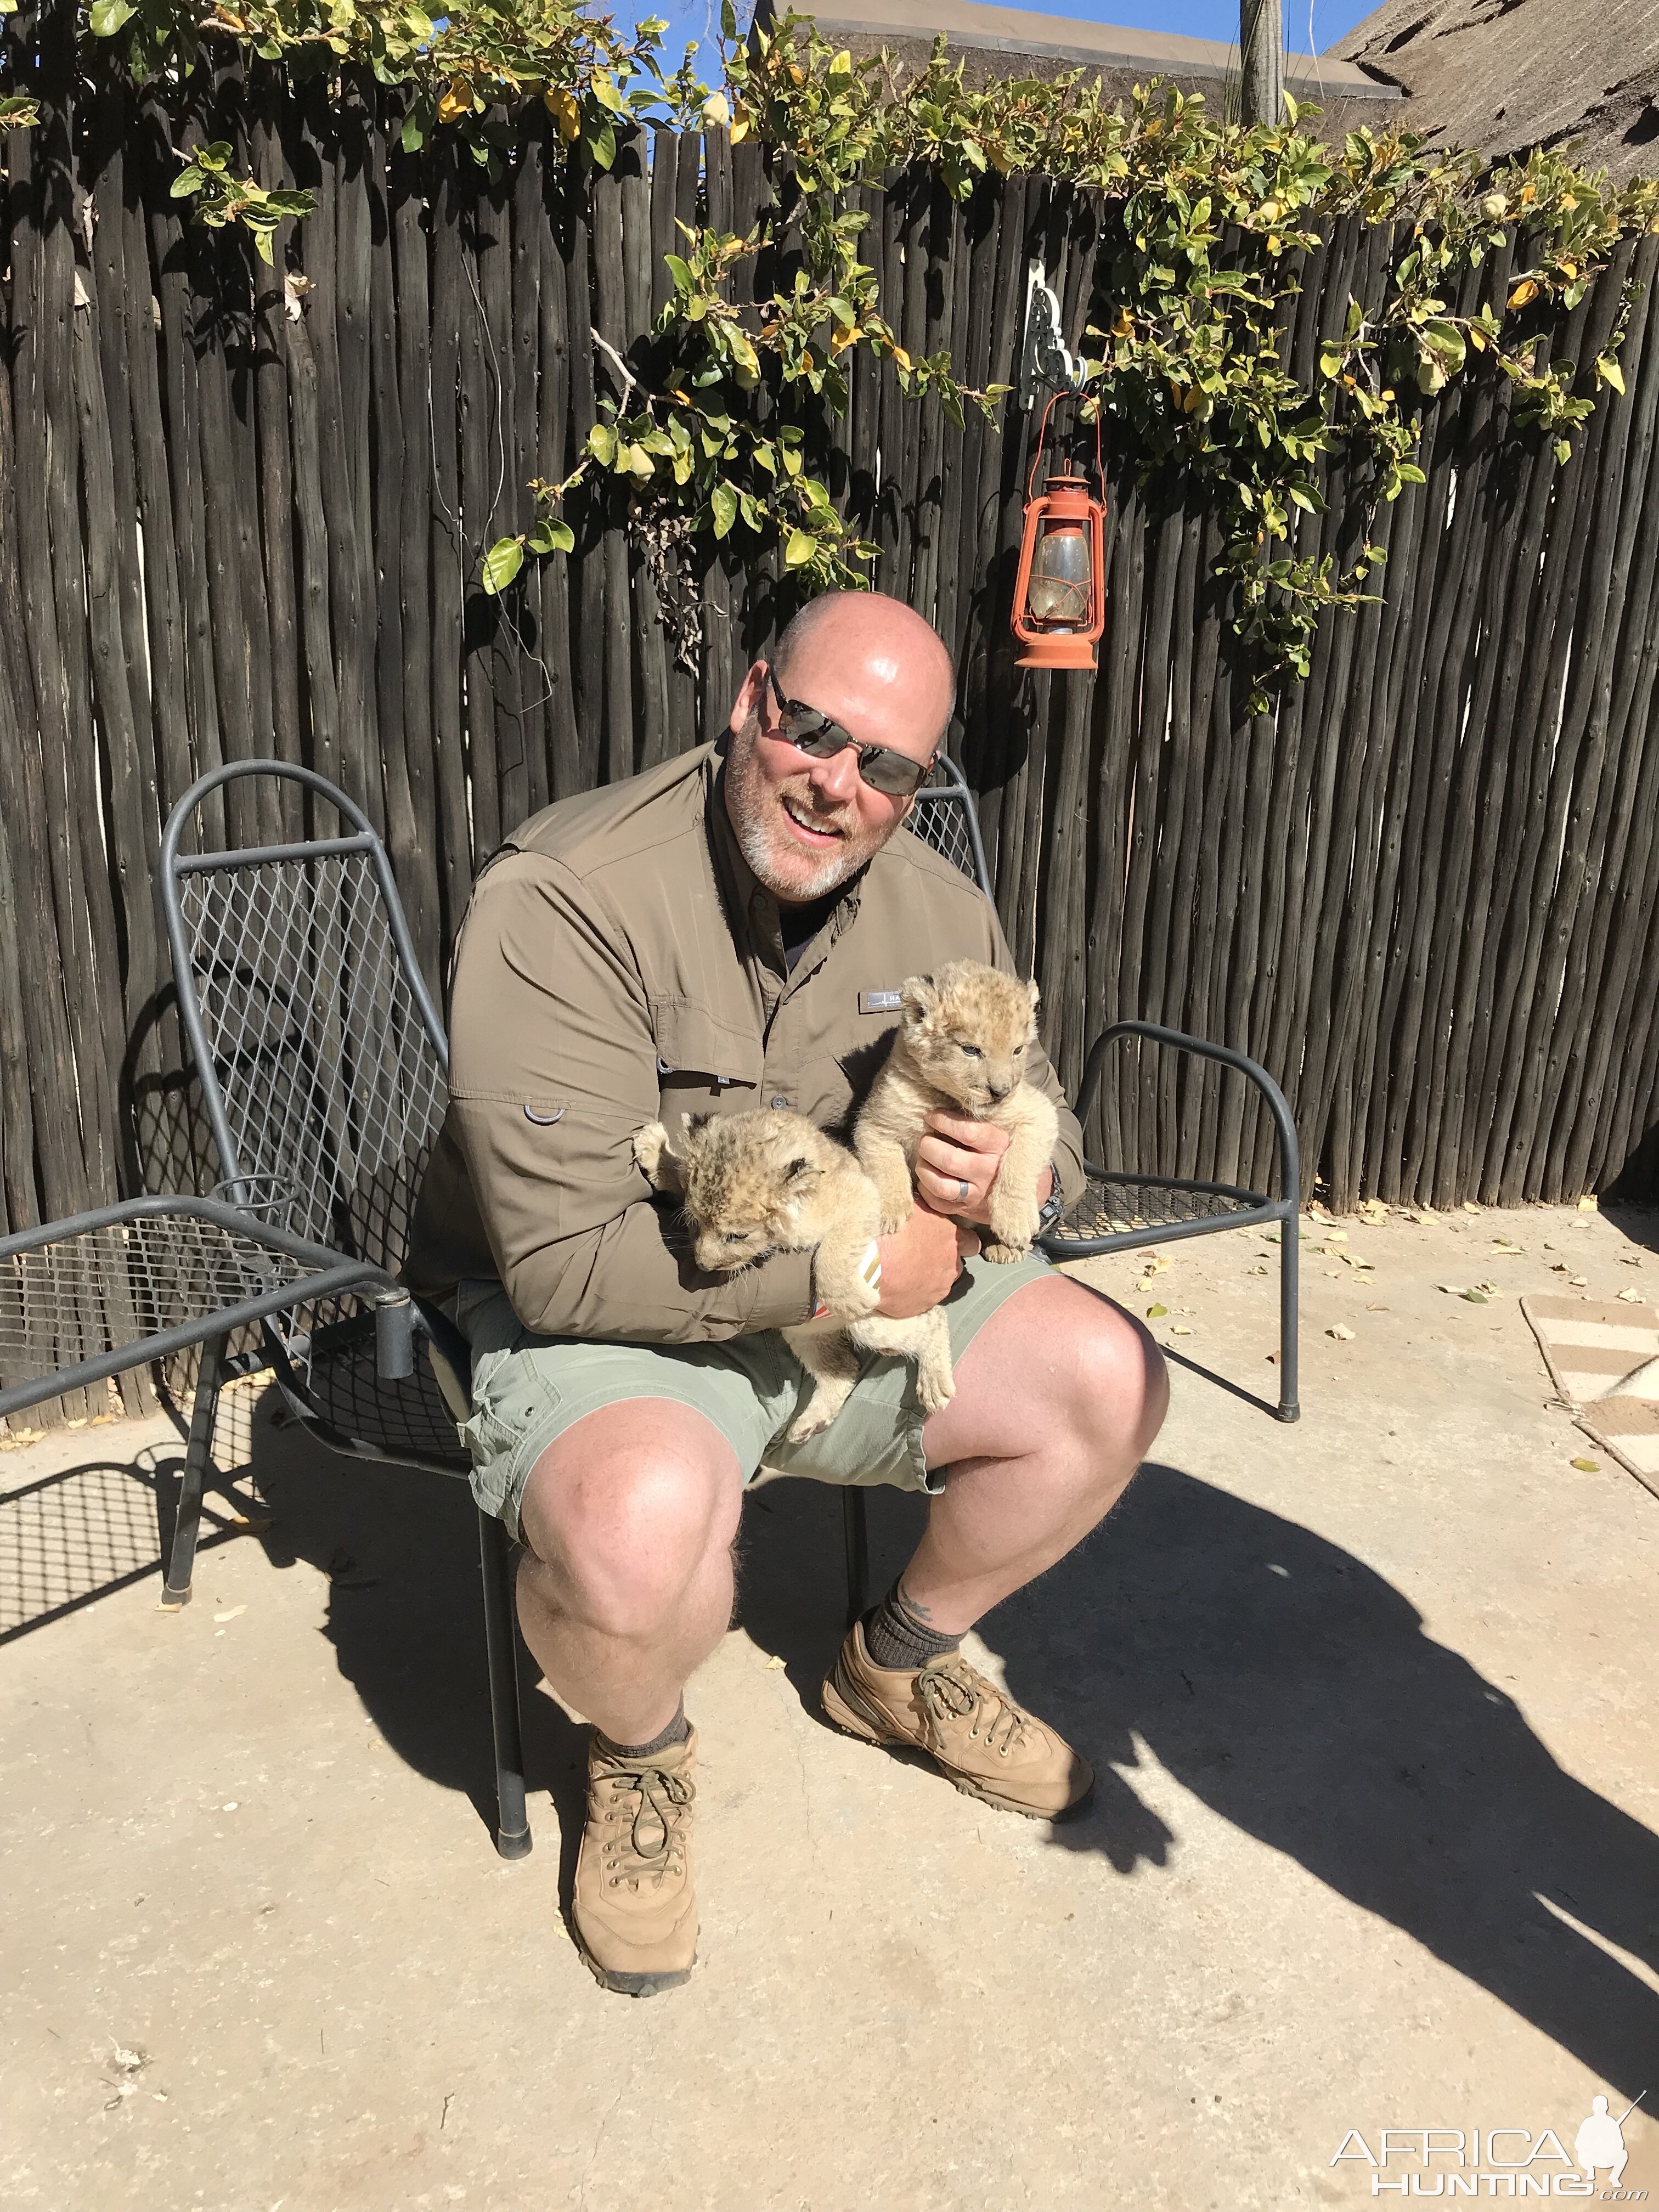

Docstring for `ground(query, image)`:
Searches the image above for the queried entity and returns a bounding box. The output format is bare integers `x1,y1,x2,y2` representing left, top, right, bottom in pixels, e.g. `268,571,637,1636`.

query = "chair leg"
1277,1216,1300,1422
161,1332,228,1610
842,1487,869,1629
477,1506,533,1860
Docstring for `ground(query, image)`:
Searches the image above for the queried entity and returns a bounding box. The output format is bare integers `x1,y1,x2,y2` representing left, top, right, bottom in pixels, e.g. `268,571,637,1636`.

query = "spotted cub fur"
633,1109,953,1439
854,958,1059,1263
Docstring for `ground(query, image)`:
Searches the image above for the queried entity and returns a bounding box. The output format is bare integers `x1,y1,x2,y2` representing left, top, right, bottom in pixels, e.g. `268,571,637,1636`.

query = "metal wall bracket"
1019,258,1087,412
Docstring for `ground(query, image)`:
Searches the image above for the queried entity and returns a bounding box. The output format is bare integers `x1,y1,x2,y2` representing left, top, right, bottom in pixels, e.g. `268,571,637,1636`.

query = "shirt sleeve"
445,852,814,1342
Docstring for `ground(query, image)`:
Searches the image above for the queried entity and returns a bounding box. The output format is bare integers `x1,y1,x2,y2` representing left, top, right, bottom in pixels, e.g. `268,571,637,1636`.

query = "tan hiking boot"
822,1624,1093,1820
571,1727,698,1996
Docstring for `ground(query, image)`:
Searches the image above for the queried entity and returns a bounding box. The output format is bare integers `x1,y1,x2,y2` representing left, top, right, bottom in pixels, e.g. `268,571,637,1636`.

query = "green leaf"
171,167,204,199
481,538,524,595
527,518,574,555
1597,354,1626,393
400,115,425,153
663,252,694,295
589,119,617,172
1146,1302,1167,1319
587,422,617,467
784,528,816,568
711,482,737,538
1395,462,1426,484
88,0,134,35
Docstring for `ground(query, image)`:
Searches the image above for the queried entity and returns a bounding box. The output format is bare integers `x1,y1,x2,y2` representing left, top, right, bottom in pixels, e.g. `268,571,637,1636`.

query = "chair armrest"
1073,1021,1300,1207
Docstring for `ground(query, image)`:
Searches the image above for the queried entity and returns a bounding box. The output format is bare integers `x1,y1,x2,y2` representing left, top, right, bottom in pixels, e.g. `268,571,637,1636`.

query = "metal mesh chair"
160,763,531,1861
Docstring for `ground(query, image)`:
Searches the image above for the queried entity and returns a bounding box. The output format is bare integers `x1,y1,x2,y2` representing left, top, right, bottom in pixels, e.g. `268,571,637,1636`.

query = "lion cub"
855,958,1059,1263
633,1109,954,1440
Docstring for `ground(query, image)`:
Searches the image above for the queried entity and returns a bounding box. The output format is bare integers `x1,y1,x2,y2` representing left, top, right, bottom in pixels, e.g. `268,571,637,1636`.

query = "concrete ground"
2,1198,1656,2211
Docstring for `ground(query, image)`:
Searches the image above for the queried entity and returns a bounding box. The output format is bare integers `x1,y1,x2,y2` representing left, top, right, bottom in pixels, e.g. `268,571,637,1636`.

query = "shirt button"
770,1095,788,1110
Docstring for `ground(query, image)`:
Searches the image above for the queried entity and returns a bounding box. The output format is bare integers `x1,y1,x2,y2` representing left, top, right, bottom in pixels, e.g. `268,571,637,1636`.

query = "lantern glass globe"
1027,522,1093,627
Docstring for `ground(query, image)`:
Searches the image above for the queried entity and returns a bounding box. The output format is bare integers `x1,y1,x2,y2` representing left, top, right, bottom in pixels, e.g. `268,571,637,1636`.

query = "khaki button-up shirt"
405,744,1084,1341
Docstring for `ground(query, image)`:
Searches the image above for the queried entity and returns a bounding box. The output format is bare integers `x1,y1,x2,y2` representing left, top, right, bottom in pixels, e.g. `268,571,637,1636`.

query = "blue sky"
649,0,1379,75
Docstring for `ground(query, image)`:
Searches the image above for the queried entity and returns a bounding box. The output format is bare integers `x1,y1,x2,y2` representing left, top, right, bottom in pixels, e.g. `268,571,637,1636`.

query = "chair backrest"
906,753,992,899
160,765,449,1283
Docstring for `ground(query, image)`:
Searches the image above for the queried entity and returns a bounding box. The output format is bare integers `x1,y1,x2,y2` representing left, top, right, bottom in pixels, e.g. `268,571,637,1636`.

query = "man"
407,591,1168,1996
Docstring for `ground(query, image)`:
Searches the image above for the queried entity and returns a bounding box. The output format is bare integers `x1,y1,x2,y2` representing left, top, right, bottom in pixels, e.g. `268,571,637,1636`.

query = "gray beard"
736,807,863,902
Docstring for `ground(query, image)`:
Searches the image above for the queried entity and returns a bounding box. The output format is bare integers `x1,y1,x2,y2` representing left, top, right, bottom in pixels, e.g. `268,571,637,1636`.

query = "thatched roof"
1334,0,1659,182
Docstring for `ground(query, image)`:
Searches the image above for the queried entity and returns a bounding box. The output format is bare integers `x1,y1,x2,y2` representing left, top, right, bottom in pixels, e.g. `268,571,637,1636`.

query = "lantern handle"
1025,387,1105,509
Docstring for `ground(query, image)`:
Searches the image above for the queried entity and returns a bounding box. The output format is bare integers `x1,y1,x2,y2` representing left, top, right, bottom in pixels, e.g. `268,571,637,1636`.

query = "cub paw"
632,1121,670,1183
916,1367,956,1414
788,1404,835,1442
979,1238,1024,1265
989,1203,1042,1252
879,1204,913,1237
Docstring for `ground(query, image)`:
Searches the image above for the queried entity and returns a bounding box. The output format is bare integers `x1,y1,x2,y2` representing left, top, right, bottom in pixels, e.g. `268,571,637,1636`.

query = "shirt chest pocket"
650,997,764,1111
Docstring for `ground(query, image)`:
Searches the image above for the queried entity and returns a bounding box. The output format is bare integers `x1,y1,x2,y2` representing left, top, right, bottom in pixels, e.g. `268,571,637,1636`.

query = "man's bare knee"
1063,1297,1169,1464
518,1415,740,1642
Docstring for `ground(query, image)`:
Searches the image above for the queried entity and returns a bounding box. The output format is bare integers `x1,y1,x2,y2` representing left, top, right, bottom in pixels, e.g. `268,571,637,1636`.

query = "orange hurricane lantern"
1011,394,1108,672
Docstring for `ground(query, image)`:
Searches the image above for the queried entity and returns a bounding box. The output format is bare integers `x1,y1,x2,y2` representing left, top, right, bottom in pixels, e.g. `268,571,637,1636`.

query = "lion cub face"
656,1110,840,1274
897,960,1041,1116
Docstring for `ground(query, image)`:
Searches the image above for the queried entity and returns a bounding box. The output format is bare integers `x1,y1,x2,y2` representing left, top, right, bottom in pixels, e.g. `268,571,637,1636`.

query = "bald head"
772,590,956,755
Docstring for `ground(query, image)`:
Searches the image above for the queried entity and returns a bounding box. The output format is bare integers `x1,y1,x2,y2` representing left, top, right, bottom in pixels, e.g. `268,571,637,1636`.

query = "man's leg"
907,1272,1167,1628
513,1398,745,1997
824,1273,1166,1816
515,1397,745,1746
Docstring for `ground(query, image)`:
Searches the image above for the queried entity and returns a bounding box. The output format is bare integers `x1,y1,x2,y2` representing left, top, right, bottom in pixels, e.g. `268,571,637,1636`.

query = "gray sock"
862,1582,961,1672
596,1703,690,1761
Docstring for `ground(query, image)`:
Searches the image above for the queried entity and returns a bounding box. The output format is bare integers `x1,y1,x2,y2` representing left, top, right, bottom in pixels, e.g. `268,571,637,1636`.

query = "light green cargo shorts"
451,1251,1057,1542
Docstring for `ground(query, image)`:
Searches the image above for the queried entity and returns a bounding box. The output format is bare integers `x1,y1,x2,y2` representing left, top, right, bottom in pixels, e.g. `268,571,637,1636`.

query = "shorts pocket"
459,1346,568,1540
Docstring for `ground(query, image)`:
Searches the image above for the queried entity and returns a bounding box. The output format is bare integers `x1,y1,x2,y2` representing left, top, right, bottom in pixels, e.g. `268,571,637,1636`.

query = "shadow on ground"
232,1401,1657,2098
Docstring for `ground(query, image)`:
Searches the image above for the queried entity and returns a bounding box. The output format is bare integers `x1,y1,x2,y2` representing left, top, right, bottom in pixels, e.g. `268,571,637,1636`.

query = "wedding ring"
957,1177,971,1205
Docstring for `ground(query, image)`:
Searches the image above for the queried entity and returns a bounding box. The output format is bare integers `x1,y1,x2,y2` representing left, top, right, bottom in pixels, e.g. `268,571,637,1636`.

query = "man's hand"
876,1198,979,1318
916,1110,1054,1227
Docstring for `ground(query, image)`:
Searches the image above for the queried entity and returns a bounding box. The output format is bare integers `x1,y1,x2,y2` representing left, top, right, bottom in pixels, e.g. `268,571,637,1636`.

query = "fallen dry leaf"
1570,1274,1589,1288
1249,1264,1269,1277
1326,1323,1356,1341
1492,1238,1523,1254
1578,1195,1599,1212
1570,1457,1600,1472
1325,1228,1348,1244
765,1654,786,1669
1366,1302,1389,1311
1310,1200,1337,1224
1146,1303,1167,1319
1170,1325,1193,1335
1618,1288,1645,1304
1265,1350,1280,1364
212,1605,246,1624
1357,1199,1389,1225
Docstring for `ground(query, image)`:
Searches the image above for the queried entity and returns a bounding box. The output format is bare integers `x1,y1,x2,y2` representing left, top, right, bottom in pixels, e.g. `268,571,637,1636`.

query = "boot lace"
596,1763,695,1891
914,1655,1032,1759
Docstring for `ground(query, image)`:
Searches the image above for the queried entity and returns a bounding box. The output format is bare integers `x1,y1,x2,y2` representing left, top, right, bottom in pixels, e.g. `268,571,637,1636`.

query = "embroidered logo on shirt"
522,1104,565,1126
859,989,904,1014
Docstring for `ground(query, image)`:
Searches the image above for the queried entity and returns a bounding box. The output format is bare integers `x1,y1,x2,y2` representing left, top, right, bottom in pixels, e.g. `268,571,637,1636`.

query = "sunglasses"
764,665,936,799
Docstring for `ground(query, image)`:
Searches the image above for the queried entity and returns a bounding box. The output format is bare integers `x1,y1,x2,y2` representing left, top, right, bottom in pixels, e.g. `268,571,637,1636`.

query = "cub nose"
988,1080,1012,1101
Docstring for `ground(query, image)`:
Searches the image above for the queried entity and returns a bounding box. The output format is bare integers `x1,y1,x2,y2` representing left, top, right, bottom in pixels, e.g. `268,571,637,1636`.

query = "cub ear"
679,1111,714,1142
1026,977,1041,1011
900,973,938,1020
784,1154,820,1182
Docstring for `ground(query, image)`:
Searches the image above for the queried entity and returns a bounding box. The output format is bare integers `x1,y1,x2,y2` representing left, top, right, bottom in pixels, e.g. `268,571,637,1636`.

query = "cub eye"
1013,1042,1027,1055
724,1230,748,1244
958,1043,983,1058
